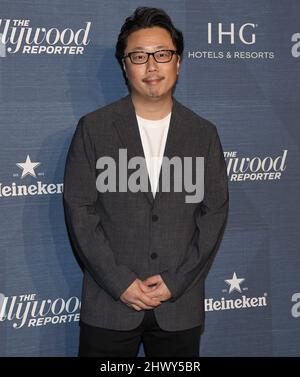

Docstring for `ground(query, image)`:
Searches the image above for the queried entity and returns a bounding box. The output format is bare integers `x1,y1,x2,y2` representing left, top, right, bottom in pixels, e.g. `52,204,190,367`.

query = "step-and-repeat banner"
0,0,299,356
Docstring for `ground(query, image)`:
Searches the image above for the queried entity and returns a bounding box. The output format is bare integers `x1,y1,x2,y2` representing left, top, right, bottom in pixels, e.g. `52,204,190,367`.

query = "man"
63,7,229,357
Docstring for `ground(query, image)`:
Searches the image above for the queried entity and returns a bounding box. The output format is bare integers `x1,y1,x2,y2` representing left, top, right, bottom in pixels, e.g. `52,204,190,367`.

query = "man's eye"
134,54,145,60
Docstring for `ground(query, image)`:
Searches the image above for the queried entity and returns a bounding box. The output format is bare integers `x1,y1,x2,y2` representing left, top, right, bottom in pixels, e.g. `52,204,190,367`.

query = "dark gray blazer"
63,94,229,331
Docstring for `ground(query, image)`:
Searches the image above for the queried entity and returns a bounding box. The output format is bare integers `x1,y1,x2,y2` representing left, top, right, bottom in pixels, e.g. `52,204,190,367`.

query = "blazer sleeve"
63,116,137,301
160,125,229,302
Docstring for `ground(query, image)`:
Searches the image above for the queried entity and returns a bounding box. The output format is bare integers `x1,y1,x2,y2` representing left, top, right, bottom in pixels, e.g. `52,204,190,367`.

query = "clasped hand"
120,275,172,311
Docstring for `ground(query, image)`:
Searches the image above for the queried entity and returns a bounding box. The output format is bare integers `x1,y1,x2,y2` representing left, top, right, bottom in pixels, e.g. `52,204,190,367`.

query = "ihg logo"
207,23,257,45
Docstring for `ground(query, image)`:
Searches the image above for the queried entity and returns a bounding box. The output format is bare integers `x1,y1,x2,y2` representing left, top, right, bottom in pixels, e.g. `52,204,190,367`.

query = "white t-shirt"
136,112,171,198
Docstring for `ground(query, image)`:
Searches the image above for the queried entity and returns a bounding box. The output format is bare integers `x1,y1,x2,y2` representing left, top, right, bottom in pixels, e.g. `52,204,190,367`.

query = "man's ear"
122,61,127,75
176,55,181,75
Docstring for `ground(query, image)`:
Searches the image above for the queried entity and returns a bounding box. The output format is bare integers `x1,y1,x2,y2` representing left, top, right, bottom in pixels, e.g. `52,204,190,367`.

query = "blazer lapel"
112,95,187,207
153,98,188,206
112,95,154,206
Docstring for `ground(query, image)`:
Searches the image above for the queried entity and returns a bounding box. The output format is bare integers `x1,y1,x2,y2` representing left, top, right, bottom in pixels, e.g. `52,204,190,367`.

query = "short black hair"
115,7,184,80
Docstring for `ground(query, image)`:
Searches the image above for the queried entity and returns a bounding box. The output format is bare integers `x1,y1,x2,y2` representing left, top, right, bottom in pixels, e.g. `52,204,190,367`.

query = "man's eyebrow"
131,45,169,50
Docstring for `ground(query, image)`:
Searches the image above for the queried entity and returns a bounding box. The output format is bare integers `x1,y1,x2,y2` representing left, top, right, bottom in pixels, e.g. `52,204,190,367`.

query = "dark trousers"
78,309,201,357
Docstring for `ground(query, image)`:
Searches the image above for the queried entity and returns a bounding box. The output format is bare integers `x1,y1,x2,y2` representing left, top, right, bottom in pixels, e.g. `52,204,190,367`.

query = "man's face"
123,26,181,101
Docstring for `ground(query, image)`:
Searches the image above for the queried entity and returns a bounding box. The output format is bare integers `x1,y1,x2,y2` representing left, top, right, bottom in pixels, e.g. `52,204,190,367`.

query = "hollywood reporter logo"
0,292,80,329
0,18,91,57
225,150,288,182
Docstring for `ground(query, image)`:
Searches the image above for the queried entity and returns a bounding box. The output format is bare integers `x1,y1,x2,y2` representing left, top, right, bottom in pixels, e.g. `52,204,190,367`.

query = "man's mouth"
143,77,163,85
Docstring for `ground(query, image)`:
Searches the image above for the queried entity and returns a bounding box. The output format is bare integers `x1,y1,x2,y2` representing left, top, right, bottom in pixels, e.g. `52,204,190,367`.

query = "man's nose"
146,54,158,71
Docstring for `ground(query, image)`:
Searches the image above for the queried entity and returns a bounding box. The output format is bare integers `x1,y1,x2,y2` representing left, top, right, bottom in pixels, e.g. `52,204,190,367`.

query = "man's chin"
132,90,170,102
149,93,161,99
146,90,166,100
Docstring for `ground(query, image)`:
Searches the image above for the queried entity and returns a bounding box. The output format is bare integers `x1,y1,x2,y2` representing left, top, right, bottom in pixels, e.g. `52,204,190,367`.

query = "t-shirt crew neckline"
136,112,171,126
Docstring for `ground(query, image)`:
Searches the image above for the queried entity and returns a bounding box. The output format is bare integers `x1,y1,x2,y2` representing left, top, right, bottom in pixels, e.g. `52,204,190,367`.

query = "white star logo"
16,155,41,179
225,272,245,294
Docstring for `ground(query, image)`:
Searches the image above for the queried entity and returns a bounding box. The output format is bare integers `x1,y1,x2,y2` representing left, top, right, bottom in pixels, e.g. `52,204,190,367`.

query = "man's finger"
131,303,142,311
145,289,161,299
135,299,158,310
140,293,161,307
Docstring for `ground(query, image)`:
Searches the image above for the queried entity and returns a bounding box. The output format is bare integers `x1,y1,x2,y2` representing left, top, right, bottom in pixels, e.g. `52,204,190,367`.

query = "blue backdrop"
0,0,299,356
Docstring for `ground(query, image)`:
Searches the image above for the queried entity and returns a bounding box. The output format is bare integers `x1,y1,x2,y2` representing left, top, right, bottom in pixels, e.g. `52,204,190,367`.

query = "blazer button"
151,252,158,259
152,214,159,222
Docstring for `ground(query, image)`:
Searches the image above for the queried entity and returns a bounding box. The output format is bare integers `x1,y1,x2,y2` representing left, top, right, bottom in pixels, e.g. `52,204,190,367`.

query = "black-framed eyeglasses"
123,49,178,64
